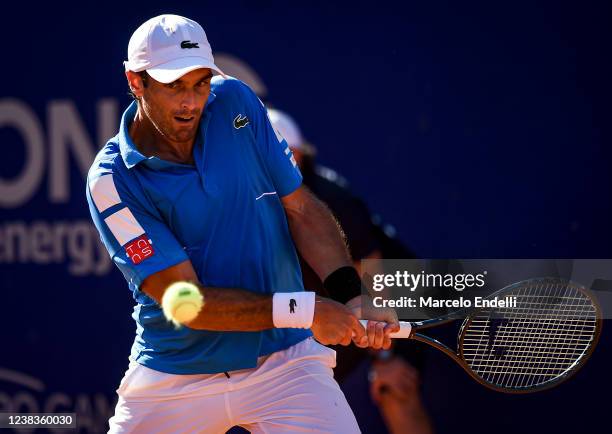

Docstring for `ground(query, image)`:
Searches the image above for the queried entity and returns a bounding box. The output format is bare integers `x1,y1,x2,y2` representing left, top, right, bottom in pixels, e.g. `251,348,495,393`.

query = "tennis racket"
361,277,602,393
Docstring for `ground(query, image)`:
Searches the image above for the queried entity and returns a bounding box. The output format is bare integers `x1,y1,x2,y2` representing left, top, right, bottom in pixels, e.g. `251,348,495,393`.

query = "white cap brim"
146,56,226,83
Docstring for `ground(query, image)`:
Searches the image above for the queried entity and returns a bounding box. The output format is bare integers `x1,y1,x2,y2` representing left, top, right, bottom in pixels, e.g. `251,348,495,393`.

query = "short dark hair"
127,71,150,100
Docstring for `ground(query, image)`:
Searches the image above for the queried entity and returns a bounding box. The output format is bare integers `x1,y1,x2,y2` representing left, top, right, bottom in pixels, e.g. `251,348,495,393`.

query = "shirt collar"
118,91,217,170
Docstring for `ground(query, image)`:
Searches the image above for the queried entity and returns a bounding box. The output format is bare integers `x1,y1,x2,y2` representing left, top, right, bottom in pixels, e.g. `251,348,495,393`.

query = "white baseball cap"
267,108,316,155
124,14,225,83
268,108,317,155
267,108,303,149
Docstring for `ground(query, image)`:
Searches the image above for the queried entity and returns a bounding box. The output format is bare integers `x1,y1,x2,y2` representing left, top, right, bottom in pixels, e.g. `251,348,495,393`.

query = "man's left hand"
346,295,399,349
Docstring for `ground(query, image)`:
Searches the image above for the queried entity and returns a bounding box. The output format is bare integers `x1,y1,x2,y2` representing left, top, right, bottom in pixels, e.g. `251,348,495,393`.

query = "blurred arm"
370,357,433,434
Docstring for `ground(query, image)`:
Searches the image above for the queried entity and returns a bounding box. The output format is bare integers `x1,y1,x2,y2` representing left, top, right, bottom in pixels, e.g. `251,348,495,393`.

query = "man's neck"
128,108,196,165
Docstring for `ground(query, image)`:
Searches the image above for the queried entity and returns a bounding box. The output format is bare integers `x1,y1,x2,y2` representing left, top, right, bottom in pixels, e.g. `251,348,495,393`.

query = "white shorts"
108,337,361,434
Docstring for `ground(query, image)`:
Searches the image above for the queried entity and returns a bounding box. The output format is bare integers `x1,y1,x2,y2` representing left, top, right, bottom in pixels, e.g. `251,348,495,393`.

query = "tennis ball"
162,281,204,327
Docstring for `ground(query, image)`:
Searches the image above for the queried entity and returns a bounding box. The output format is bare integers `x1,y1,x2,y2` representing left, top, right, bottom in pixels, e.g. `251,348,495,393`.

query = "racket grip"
359,320,412,338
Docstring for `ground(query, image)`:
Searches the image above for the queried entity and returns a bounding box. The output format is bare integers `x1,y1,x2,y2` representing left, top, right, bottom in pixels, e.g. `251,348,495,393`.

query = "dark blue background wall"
1,1,610,432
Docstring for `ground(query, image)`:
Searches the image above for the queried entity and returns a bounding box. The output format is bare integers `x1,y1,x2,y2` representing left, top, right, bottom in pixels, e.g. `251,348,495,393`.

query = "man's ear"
126,70,146,98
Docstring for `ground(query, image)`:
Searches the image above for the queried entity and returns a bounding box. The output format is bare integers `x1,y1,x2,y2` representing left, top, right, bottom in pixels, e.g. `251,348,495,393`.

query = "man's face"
131,68,213,144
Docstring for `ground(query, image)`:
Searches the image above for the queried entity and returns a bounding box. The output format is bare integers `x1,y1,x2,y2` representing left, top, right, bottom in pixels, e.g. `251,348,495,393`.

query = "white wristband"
272,292,316,329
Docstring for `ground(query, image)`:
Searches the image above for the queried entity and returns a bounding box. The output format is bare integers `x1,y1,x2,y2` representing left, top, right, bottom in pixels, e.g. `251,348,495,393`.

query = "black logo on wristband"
289,298,297,313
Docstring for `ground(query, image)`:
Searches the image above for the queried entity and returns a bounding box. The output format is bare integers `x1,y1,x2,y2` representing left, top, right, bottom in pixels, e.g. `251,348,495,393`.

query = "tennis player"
86,14,398,433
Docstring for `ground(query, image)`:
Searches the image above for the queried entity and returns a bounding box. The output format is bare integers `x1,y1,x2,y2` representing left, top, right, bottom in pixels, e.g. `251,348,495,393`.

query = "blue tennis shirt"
86,77,311,374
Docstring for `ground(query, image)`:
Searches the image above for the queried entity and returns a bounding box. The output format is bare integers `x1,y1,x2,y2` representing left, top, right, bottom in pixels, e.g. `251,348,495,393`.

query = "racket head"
457,277,602,393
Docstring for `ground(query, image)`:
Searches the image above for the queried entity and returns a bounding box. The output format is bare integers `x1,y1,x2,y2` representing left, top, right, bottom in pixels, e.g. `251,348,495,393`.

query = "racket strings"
460,279,597,390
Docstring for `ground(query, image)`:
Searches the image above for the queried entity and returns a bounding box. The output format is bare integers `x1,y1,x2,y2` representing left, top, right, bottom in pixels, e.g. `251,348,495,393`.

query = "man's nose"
180,90,197,111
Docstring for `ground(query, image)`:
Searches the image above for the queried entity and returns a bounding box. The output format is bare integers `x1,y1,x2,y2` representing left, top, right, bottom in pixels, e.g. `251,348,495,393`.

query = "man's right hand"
311,296,367,346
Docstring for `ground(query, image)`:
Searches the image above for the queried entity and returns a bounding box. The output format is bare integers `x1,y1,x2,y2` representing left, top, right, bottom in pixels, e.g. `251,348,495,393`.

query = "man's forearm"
187,286,273,331
284,187,352,280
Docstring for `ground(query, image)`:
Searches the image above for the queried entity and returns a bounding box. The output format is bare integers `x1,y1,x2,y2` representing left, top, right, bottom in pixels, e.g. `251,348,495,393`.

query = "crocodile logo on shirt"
233,114,250,129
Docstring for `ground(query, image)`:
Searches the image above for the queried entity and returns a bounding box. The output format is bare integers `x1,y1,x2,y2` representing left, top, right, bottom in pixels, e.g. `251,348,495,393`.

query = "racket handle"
358,320,412,338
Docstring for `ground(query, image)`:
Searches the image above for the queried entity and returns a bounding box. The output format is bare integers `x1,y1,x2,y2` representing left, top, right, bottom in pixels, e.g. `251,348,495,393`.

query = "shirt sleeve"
86,169,188,289
240,82,303,197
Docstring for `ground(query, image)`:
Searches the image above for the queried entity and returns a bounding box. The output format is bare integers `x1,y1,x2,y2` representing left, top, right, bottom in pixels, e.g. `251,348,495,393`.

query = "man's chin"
173,128,199,143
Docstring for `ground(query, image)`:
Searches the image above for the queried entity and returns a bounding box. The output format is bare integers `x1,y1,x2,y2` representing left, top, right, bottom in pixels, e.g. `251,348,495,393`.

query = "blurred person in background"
267,108,433,434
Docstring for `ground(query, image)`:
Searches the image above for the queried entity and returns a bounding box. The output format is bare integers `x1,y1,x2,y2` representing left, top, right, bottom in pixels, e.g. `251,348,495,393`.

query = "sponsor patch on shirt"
125,234,154,265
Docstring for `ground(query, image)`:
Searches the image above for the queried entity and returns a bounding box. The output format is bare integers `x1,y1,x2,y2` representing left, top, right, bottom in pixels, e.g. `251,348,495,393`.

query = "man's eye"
198,80,211,87
166,82,179,89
